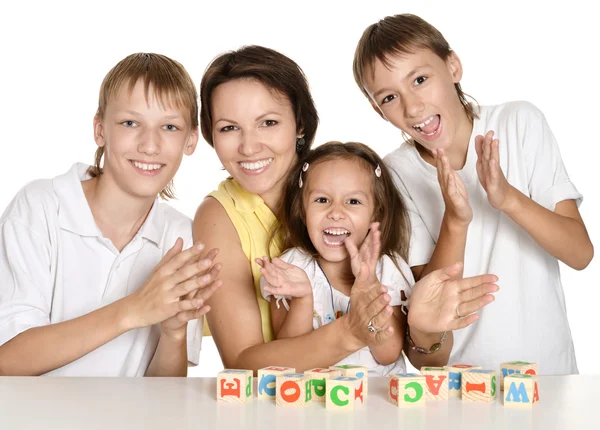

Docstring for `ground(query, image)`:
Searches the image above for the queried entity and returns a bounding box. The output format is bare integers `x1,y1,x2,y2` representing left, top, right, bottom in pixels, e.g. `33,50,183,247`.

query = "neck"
259,177,285,213
317,256,355,296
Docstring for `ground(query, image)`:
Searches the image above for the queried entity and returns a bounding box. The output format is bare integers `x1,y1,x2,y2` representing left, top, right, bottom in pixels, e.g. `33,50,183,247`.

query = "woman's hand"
255,256,312,298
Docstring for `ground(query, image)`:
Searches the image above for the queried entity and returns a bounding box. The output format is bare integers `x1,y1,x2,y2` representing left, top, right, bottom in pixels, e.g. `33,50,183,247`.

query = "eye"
315,197,329,204
381,94,396,105
164,124,179,131
262,119,278,127
220,125,238,132
414,76,427,85
121,120,136,127
347,199,361,205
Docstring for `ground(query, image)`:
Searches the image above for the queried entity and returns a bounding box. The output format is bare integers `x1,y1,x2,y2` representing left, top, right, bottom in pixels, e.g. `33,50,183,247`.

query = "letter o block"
420,367,449,400
217,369,253,403
326,376,361,411
499,361,539,391
462,369,497,402
504,374,539,408
276,373,311,407
257,366,295,400
389,373,426,407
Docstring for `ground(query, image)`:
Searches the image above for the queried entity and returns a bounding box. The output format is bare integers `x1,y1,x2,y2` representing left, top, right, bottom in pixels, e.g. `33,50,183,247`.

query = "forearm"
277,296,314,339
502,187,593,270
420,214,469,280
145,328,188,377
0,298,130,376
369,309,403,365
405,326,453,369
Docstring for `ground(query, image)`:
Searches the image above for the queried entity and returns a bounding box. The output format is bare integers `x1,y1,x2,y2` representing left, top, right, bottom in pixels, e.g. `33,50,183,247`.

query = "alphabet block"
504,374,539,408
329,365,368,398
445,364,482,398
257,366,295,400
461,369,497,402
499,361,539,391
326,376,362,411
420,366,448,400
304,368,342,402
389,373,426,407
276,373,312,407
217,369,253,403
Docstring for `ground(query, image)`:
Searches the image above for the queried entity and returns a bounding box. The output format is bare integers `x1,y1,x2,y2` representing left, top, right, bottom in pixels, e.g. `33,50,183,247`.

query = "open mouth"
130,160,164,175
412,115,441,136
322,228,350,246
239,158,274,171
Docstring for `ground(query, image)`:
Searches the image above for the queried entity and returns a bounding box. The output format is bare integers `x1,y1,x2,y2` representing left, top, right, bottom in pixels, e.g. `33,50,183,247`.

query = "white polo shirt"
0,163,202,376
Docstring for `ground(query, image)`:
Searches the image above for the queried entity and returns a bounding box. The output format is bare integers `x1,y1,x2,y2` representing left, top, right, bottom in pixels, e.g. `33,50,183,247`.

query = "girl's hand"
433,149,472,226
407,262,499,333
255,257,312,298
345,222,381,283
475,130,514,211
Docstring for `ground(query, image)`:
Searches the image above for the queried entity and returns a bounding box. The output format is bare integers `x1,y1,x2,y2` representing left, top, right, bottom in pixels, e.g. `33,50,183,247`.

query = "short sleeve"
0,219,53,346
378,255,415,315
387,164,436,267
521,104,582,211
186,319,203,366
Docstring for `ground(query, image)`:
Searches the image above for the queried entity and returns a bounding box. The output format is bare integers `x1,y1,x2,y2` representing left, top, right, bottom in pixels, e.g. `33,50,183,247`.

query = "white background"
0,1,597,376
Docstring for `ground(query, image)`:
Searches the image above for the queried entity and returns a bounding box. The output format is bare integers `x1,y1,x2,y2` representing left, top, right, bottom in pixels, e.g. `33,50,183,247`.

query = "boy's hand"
256,256,312,298
475,131,514,211
433,149,472,226
345,222,381,283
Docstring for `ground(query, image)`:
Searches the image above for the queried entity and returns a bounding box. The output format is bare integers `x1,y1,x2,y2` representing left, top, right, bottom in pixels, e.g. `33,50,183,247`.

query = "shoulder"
378,254,415,287
1,177,59,228
479,101,546,125
279,248,314,268
383,142,416,167
156,203,193,243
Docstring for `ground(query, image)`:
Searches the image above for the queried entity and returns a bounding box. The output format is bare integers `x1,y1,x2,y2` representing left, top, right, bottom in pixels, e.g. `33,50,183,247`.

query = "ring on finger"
367,318,382,334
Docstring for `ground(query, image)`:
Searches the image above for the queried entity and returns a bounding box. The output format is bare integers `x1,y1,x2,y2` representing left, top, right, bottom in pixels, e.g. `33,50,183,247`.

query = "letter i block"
504,374,539,408
304,368,342,402
461,370,497,402
445,364,483,398
326,376,362,411
420,367,448,400
499,361,539,391
217,369,253,403
389,373,426,407
276,373,311,407
329,365,369,398
257,366,295,400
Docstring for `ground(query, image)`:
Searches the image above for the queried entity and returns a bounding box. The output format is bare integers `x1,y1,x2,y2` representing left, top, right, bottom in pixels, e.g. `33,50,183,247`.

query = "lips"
412,115,440,136
322,228,350,246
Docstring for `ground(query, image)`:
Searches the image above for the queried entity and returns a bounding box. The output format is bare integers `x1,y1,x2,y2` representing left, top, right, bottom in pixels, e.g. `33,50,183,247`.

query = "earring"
296,137,305,148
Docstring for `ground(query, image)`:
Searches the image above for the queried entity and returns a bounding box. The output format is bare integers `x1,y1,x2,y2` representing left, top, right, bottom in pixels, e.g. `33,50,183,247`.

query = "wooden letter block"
304,368,342,402
276,373,311,407
389,373,426,407
326,376,362,411
499,361,539,391
257,366,295,400
329,365,368,398
420,367,448,400
445,364,482,398
217,369,253,403
504,374,539,408
461,369,497,402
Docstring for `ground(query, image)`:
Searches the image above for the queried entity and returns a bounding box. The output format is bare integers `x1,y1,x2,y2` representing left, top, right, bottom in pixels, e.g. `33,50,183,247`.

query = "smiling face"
362,48,472,155
211,79,299,209
303,158,375,264
94,79,198,199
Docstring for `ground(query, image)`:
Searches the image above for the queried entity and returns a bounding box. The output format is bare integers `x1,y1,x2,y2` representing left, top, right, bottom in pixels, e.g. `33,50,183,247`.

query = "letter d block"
326,376,362,411
217,369,253,403
276,373,311,407
504,374,539,408
257,366,295,400
462,369,497,402
389,373,426,407
499,361,539,391
329,365,369,398
445,364,482,398
420,367,448,400
304,368,341,402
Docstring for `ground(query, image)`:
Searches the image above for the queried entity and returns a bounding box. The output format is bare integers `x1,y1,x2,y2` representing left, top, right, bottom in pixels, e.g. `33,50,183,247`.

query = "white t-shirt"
260,247,414,376
0,163,203,376
384,101,581,375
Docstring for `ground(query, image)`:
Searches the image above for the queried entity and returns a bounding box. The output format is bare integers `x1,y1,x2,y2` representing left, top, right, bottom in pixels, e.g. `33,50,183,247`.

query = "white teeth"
133,161,163,171
323,228,350,236
239,158,273,171
324,235,346,245
413,116,435,129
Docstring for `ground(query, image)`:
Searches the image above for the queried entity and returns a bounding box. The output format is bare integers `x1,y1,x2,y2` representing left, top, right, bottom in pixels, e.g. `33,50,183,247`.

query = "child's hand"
407,262,499,333
475,131,513,211
256,257,312,298
345,222,381,284
433,149,472,226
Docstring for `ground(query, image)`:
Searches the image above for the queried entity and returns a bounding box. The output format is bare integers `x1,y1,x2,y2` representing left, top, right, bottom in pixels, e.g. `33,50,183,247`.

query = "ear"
370,100,388,122
184,127,200,156
93,115,105,148
447,51,463,84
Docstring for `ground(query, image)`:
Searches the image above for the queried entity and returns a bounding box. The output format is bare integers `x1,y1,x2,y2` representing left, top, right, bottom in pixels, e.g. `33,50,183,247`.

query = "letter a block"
389,373,426,407
504,374,539,408
276,373,311,407
445,364,482,398
499,361,539,391
304,368,342,402
462,369,497,402
257,366,295,400
326,376,362,411
217,369,253,403
329,365,369,398
420,367,448,400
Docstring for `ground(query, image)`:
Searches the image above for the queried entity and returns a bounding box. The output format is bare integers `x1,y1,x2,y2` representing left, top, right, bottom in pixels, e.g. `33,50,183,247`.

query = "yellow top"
204,179,282,342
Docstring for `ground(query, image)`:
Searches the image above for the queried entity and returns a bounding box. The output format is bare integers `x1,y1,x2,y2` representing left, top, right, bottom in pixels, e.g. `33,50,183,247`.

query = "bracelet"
405,325,447,355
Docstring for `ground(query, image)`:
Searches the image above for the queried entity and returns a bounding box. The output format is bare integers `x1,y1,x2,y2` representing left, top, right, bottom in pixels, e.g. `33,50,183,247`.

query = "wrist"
114,296,138,333
442,213,470,234
499,185,521,214
406,325,447,355
160,324,188,342
340,316,365,353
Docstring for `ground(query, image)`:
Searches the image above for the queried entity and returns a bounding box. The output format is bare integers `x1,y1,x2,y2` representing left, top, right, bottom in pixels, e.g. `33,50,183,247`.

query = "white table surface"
0,375,597,429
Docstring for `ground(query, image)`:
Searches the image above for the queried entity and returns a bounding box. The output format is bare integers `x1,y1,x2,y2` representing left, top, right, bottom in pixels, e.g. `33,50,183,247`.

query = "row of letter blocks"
217,365,368,411
388,361,539,407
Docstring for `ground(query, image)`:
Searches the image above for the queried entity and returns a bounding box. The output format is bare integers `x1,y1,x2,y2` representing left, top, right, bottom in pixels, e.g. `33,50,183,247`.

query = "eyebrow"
215,111,282,125
309,189,370,199
372,66,427,99
121,110,183,121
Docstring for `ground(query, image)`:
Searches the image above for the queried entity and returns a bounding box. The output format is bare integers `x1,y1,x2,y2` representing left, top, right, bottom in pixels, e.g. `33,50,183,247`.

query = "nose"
239,129,262,157
327,202,346,221
402,90,425,119
137,127,160,156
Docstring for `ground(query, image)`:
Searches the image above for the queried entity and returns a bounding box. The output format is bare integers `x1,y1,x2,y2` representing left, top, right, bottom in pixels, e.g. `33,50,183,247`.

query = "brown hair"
353,13,478,123
273,141,411,267
200,45,319,159
90,52,199,200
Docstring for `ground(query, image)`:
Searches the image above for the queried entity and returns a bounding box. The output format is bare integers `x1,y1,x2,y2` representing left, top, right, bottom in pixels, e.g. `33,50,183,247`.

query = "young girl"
352,14,594,374
257,141,498,375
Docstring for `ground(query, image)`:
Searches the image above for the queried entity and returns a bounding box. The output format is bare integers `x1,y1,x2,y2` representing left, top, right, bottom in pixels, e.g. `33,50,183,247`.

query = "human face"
211,79,299,209
362,48,471,155
94,79,198,199
303,159,375,264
